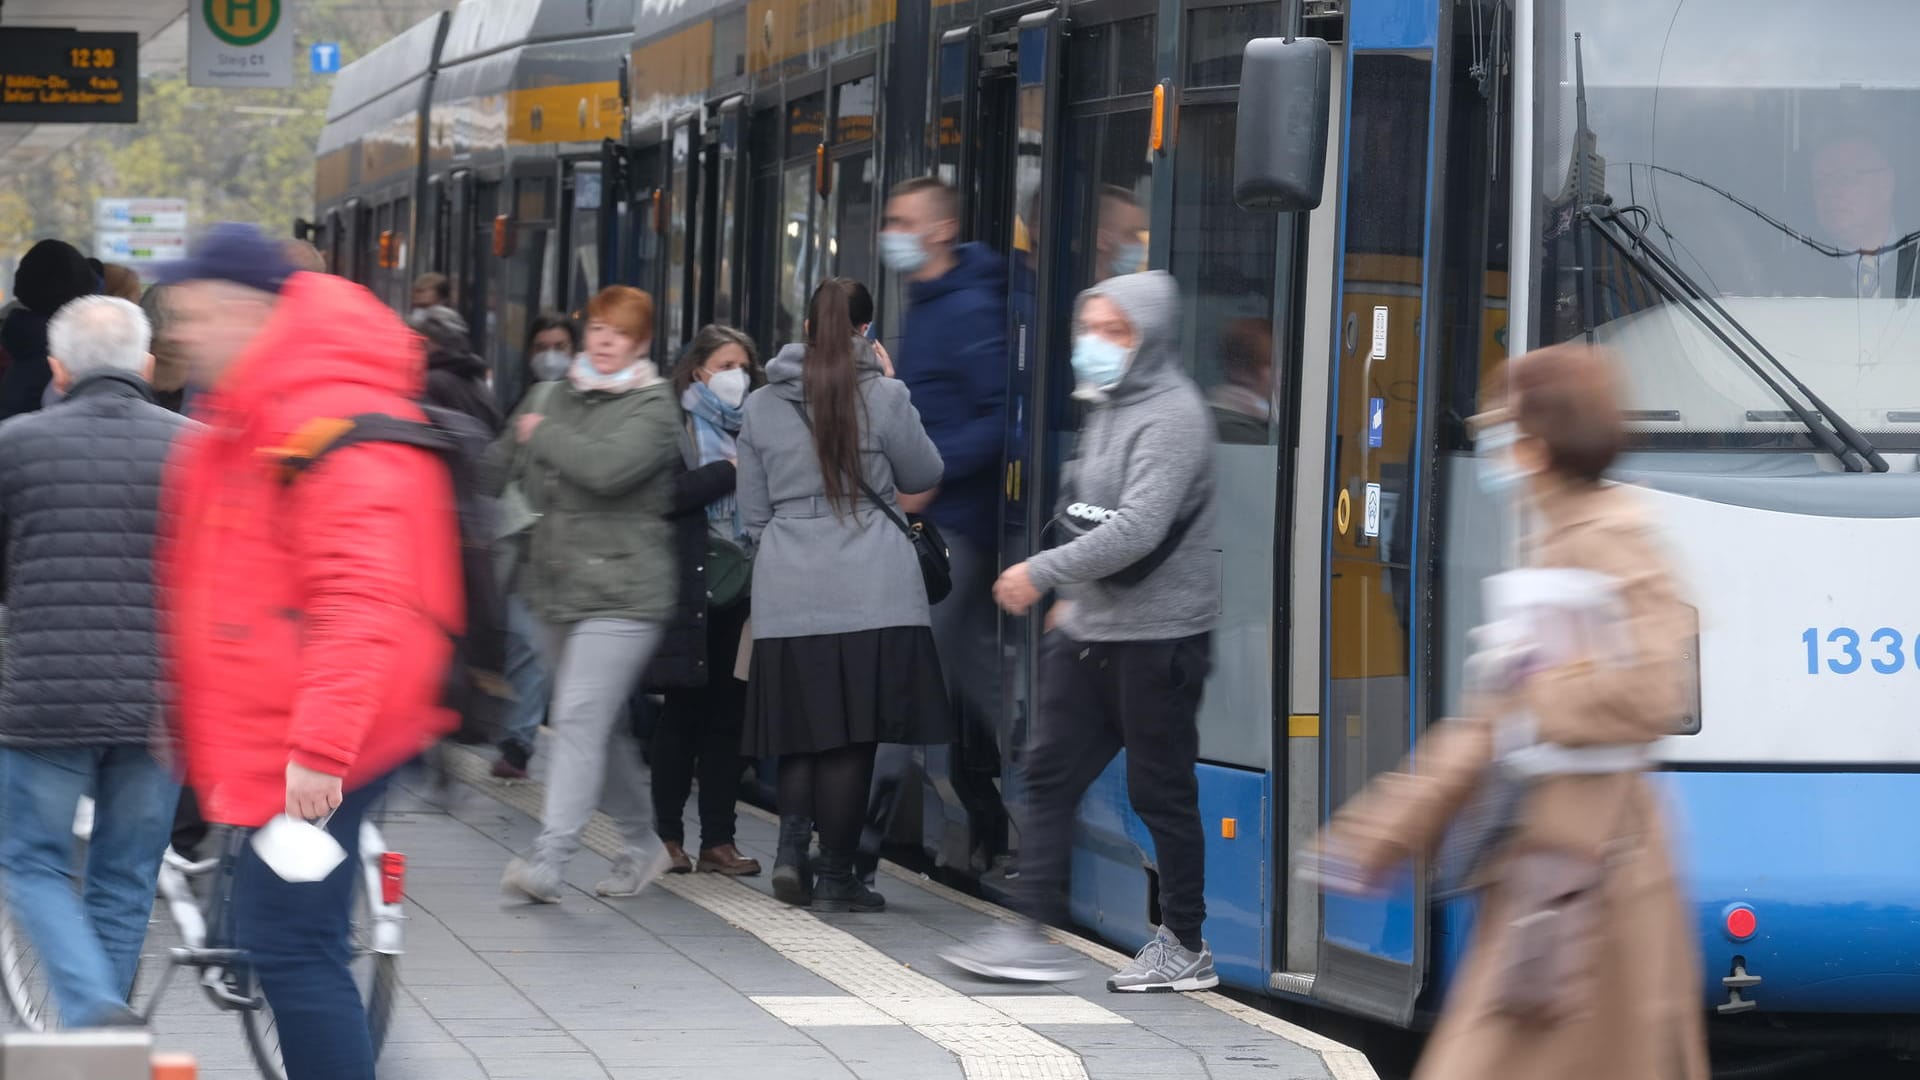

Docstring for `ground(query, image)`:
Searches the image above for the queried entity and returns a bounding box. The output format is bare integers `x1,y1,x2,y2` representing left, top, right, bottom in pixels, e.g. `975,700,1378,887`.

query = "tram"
312,0,1920,1050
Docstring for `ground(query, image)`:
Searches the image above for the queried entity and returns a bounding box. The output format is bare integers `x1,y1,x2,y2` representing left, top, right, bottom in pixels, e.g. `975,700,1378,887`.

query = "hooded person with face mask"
941,270,1222,993
1,239,99,420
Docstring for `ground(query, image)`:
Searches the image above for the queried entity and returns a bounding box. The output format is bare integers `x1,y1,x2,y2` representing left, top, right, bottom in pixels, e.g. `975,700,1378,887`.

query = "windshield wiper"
1581,206,1889,473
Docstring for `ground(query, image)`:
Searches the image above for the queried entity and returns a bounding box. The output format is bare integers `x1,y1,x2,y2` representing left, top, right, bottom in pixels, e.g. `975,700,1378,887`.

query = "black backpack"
274,405,510,745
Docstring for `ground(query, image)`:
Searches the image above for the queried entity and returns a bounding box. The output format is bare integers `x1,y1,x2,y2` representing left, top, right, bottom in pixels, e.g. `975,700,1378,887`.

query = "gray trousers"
533,618,665,869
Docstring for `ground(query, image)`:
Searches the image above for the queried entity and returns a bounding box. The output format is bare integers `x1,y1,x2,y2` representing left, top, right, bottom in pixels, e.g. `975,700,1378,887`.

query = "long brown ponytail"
803,279,863,513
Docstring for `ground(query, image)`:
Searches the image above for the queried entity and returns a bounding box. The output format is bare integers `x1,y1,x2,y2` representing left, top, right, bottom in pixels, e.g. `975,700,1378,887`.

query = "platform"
141,746,1373,1080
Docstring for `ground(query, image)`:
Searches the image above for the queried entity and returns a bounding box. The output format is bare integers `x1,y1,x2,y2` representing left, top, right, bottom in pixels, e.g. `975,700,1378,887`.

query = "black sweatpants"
651,601,751,850
1014,631,1212,947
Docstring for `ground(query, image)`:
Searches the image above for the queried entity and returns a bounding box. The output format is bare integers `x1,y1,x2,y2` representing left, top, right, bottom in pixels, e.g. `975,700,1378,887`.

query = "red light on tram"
1725,905,1757,941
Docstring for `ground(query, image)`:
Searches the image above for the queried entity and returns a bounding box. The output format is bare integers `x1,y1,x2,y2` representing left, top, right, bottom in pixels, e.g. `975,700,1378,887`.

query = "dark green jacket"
494,377,681,624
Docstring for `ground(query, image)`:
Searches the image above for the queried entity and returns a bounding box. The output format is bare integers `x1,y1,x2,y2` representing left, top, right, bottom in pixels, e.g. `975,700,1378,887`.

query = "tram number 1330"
1802,627,1916,675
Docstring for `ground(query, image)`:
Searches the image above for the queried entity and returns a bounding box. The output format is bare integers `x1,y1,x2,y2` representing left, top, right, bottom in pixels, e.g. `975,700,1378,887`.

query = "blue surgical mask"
1110,241,1146,278
529,349,571,382
1477,421,1525,493
879,230,930,274
1070,334,1130,390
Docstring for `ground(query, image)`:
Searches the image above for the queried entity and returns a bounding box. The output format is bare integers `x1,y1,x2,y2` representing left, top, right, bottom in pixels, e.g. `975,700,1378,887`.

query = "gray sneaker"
940,921,1084,983
1106,926,1218,993
595,843,674,898
502,856,563,904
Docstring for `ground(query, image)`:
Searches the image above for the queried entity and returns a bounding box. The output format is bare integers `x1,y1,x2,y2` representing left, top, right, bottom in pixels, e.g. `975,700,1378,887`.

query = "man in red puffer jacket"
157,223,460,1080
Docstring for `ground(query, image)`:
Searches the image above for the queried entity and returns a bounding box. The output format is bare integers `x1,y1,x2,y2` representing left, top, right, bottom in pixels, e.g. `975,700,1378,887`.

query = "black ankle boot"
811,849,885,913
771,814,814,907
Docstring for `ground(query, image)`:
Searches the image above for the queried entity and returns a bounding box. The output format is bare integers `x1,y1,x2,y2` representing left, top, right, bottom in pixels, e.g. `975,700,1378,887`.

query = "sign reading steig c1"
190,0,293,89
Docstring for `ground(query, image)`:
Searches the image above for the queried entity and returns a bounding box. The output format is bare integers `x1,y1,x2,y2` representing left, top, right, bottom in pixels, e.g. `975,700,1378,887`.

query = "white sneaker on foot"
595,843,674,897
501,856,563,904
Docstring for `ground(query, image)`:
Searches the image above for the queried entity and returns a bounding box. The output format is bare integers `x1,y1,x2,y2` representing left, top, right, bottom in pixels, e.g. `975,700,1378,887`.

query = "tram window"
1114,17,1157,96
835,76,876,144
786,92,825,160
517,178,553,221
749,166,781,350
1172,105,1279,446
392,196,410,280
566,166,602,313
778,163,816,346
667,126,693,348
1068,23,1109,102
750,104,779,166
628,145,663,302
714,112,743,326
831,154,876,287
1064,110,1154,293
373,201,393,299
1186,4,1285,89
712,8,746,80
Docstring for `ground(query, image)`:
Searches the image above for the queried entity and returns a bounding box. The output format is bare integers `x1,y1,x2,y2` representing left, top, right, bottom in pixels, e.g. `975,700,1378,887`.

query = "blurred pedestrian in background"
410,271,451,315
943,270,1219,992
489,312,576,781
497,286,682,904
283,240,328,275
0,295,193,1027
159,223,462,1080
1304,344,1707,1080
736,278,947,913
100,264,142,302
646,324,763,877
410,304,502,432
875,177,1011,878
0,239,97,420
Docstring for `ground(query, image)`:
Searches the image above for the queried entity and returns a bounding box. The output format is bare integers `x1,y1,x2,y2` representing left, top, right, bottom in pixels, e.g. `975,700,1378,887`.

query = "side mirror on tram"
1233,37,1332,213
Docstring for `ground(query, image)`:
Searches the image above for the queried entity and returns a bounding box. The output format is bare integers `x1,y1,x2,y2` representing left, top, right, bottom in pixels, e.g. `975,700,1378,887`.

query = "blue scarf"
683,382,745,539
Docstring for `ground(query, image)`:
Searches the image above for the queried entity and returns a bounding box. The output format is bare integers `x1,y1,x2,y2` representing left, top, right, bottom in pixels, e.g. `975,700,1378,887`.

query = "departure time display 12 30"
0,29,138,125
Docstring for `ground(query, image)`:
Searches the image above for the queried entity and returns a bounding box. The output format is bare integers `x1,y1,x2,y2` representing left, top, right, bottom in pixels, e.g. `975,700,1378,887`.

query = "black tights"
777,743,877,854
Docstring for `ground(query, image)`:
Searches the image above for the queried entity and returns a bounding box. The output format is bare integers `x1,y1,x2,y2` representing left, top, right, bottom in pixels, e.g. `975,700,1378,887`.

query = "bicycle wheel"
0,897,59,1031
240,876,398,1079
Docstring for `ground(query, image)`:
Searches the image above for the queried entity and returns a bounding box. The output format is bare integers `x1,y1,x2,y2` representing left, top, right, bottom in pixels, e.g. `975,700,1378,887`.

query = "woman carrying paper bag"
1310,344,1707,1080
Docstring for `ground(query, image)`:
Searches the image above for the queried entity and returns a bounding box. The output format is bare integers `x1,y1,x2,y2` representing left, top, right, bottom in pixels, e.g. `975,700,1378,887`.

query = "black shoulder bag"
789,399,952,604
1041,481,1202,586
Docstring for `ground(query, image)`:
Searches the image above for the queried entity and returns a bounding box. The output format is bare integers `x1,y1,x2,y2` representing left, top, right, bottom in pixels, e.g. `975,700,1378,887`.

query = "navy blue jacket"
895,242,1008,548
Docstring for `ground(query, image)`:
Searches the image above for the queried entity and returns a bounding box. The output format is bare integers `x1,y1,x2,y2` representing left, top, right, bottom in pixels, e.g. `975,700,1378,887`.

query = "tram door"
918,8,1064,874
1314,2,1453,1026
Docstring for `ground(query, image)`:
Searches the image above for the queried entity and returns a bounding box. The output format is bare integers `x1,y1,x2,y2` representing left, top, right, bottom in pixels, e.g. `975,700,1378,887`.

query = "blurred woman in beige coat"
1314,344,1708,1080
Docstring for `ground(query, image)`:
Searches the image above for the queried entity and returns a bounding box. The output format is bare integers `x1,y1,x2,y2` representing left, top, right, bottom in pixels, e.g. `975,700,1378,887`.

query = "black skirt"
742,626,951,757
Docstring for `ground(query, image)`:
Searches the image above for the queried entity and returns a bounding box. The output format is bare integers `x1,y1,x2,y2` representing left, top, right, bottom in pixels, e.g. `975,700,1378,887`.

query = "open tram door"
918,6,1065,877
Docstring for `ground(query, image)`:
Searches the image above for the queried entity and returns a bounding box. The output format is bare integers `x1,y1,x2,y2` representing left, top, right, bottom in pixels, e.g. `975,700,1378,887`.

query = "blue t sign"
311,42,341,74
1367,396,1384,448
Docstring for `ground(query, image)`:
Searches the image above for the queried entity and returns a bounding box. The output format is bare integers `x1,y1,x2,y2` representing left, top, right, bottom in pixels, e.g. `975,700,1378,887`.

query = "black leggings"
777,743,877,854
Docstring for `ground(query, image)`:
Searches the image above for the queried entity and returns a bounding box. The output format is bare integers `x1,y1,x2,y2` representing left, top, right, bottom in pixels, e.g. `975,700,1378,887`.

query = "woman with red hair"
496,285,686,904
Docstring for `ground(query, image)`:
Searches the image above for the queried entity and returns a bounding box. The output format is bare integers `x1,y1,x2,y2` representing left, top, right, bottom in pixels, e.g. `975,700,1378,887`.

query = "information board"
0,30,138,124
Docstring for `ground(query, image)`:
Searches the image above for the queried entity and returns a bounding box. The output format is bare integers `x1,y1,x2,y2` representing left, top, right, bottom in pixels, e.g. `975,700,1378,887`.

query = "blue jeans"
230,775,388,1080
0,745,178,1025
502,595,550,749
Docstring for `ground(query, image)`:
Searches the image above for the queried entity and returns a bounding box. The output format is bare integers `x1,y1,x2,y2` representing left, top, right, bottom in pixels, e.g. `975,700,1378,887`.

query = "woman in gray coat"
737,279,948,913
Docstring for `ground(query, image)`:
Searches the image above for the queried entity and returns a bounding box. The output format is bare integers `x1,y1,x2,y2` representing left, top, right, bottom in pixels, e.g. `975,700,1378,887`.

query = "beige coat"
1322,478,1708,1080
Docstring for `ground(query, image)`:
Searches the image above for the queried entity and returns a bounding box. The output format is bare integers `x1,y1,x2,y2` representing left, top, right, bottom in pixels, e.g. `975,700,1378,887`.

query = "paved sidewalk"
141,749,1368,1080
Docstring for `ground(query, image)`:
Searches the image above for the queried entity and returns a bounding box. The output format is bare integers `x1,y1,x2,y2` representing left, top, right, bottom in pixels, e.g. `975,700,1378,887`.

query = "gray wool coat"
736,341,943,640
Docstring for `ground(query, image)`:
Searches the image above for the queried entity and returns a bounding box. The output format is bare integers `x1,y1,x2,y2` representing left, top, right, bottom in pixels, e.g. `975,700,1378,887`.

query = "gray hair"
47,295,152,380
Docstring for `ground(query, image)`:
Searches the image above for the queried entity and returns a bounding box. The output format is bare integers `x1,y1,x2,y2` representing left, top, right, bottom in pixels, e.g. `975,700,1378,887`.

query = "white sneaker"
940,922,1084,983
501,857,563,904
595,843,674,898
1105,926,1218,993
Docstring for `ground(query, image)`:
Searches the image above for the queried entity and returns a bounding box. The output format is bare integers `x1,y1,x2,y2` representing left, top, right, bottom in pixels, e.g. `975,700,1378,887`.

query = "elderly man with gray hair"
0,294,194,1027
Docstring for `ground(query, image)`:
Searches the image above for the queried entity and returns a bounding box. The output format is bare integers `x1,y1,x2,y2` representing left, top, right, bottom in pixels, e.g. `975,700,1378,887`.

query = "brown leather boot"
697,844,762,876
661,840,694,874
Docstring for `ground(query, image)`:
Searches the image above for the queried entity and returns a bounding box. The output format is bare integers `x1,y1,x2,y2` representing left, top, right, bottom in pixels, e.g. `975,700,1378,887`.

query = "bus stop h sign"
190,0,293,89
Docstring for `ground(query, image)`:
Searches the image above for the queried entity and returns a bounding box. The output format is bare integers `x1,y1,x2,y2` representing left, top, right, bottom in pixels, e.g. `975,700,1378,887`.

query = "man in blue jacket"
860,177,1010,878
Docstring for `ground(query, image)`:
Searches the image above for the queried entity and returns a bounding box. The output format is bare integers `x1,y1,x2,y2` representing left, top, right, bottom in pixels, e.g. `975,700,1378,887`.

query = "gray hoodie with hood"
1026,271,1218,641
737,339,945,639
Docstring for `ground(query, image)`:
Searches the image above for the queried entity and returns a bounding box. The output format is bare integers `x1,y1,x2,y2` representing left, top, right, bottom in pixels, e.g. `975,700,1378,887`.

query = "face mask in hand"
1477,421,1526,494
707,367,751,408
1070,334,1130,390
879,230,930,274
529,349,571,382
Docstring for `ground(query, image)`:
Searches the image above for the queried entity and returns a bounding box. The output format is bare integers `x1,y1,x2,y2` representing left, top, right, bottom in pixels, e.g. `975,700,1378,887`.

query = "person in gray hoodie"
737,278,949,913
941,270,1220,992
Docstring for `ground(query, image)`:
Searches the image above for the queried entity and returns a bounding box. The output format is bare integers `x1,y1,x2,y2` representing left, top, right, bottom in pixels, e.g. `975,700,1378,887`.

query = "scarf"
569,351,659,395
683,381,746,539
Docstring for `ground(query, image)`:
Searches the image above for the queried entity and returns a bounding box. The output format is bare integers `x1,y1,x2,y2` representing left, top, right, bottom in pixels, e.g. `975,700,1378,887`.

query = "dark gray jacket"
0,371,195,746
737,341,944,639
1026,271,1219,641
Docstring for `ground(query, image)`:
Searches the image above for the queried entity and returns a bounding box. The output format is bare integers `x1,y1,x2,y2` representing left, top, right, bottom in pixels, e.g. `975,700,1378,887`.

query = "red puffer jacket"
161,272,461,827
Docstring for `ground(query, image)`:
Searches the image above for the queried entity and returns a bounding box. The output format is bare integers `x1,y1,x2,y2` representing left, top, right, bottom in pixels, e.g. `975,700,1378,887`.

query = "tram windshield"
1534,0,1920,449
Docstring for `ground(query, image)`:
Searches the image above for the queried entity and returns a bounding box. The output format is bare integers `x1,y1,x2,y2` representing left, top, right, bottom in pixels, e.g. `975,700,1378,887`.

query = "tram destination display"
0,29,138,124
